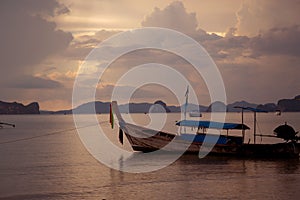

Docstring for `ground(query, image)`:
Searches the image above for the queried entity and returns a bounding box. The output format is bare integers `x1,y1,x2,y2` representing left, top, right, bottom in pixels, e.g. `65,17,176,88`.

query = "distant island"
44,100,171,114
277,95,300,112
0,101,40,114
1,95,300,114
44,94,300,114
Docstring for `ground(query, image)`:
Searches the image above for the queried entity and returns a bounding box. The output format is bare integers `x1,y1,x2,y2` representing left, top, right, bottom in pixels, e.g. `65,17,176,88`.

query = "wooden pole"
242,109,245,143
254,111,256,144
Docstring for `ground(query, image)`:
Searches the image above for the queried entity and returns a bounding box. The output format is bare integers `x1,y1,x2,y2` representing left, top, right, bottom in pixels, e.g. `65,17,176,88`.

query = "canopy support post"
242,109,245,143
254,111,257,144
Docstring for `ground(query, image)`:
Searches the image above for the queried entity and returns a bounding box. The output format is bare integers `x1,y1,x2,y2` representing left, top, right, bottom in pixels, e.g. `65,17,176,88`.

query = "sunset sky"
1,0,300,110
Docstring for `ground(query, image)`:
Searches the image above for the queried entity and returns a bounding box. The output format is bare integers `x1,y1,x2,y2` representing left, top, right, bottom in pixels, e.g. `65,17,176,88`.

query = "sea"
0,112,300,200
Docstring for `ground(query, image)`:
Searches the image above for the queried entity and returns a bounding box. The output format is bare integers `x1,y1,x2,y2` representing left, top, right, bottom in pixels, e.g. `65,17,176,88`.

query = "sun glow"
207,32,226,37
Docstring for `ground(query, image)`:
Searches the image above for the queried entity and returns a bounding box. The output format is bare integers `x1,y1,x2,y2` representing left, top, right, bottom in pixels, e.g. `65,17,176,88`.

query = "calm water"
0,113,300,199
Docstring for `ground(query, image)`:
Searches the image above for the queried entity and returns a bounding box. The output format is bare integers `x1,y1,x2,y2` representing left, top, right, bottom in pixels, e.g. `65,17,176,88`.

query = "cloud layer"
0,0,72,88
235,0,300,36
1,0,300,109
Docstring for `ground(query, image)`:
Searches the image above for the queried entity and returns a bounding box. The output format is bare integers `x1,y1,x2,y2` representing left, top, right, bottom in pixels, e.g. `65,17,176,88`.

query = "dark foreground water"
0,113,300,199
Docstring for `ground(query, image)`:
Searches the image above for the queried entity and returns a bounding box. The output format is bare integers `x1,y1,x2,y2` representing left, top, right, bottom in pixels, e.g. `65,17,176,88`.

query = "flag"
109,103,114,129
119,128,123,145
185,85,189,97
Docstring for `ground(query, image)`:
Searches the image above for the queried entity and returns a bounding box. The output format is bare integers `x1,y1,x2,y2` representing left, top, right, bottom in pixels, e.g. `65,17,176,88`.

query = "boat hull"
121,123,300,158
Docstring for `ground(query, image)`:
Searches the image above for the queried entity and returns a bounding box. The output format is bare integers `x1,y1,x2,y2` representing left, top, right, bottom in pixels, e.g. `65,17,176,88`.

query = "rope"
0,122,106,145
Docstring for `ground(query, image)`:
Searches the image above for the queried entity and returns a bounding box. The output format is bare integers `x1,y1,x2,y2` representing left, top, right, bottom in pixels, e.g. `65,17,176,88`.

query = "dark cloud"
7,75,63,89
1,0,65,16
203,25,300,60
0,0,73,85
202,35,250,60
250,26,300,57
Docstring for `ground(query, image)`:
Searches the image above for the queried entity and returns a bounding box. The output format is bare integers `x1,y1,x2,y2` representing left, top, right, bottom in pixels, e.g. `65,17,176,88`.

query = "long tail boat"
111,101,300,158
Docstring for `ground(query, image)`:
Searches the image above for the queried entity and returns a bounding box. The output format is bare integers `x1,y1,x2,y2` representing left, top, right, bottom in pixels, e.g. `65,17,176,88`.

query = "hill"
277,95,300,112
0,101,40,114
33,94,300,114
227,101,258,112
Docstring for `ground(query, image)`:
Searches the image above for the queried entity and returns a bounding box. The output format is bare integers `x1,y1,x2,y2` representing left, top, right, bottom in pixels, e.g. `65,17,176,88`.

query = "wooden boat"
111,101,300,158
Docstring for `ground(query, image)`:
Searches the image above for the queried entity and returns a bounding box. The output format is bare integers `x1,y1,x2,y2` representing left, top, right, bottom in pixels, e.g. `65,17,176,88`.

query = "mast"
183,85,189,134
184,85,189,121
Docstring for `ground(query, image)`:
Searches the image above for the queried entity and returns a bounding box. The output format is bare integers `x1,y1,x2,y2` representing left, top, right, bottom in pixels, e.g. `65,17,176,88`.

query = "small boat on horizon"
0,121,15,128
189,110,202,118
111,101,300,158
275,109,282,116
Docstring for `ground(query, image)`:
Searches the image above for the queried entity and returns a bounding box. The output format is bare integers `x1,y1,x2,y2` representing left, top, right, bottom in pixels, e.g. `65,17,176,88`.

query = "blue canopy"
176,120,250,130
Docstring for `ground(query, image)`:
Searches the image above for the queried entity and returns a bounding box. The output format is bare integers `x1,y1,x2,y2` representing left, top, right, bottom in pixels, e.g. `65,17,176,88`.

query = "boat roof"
176,120,250,130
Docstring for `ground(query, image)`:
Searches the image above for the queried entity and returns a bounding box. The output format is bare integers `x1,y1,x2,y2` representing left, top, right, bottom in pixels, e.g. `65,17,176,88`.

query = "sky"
1,0,300,110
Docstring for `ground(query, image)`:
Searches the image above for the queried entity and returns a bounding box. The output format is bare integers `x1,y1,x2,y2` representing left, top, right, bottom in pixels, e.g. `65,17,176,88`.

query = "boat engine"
273,122,299,142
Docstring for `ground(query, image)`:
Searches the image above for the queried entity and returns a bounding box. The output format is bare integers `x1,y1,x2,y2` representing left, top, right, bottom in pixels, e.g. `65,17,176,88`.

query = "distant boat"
189,111,202,117
0,122,15,128
111,102,300,158
275,110,281,116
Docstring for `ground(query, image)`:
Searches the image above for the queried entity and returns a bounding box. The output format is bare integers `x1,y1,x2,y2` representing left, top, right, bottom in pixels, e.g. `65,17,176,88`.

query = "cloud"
2,1,299,110
7,76,63,89
0,0,73,109
0,0,73,84
202,27,300,103
204,25,300,61
141,1,218,41
202,35,250,60
142,1,198,34
71,1,300,107
216,55,300,103
1,0,67,17
250,26,300,57
63,29,121,60
235,0,300,36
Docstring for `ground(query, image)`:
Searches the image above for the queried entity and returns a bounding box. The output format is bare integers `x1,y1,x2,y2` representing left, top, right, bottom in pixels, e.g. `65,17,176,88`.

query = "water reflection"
1,114,300,200
276,158,299,174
